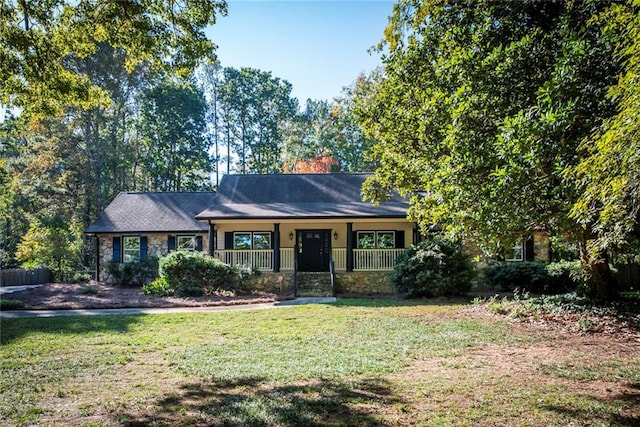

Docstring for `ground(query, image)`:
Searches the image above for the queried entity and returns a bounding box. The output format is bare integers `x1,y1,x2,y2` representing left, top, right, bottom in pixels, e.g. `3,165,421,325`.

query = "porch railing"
214,249,273,271
331,248,347,271
280,248,295,271
353,249,404,271
213,248,404,272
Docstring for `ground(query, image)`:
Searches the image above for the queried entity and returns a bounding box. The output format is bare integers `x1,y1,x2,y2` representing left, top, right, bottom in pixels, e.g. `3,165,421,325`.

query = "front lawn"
1,299,638,426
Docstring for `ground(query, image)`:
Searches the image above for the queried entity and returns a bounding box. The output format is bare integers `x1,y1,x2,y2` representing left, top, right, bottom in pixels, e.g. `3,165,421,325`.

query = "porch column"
208,223,215,256
273,223,280,272
346,222,354,272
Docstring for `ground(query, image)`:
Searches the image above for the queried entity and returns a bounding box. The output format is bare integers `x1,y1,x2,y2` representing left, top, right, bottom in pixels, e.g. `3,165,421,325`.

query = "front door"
297,230,331,272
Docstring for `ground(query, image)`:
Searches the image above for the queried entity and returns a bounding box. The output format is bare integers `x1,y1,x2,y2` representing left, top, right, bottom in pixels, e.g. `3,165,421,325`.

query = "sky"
206,0,395,103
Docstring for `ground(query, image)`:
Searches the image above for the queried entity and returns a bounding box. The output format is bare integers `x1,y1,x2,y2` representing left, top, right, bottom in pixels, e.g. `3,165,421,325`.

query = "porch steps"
295,272,334,297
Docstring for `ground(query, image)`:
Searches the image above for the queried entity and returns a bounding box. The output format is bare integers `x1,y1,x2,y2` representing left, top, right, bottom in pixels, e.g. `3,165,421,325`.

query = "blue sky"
206,0,394,103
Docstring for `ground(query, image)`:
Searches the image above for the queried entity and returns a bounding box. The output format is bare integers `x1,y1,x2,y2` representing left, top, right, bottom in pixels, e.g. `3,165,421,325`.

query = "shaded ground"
1,282,283,310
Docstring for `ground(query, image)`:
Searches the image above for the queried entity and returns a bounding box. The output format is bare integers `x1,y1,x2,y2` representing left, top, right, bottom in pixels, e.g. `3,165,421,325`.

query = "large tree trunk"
578,233,617,300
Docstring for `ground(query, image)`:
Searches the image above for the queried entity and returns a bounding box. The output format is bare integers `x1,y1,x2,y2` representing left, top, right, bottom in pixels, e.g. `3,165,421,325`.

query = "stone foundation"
243,270,395,296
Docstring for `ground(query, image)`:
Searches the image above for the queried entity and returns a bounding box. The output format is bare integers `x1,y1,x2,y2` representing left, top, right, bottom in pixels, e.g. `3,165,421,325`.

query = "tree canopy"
0,0,227,117
358,0,638,298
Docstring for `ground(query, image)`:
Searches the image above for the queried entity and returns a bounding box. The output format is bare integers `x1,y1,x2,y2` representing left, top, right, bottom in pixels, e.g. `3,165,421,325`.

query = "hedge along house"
85,192,214,281
195,173,418,296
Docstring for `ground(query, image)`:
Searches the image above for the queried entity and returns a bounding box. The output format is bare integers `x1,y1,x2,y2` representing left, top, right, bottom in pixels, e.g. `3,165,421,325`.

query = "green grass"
1,298,638,426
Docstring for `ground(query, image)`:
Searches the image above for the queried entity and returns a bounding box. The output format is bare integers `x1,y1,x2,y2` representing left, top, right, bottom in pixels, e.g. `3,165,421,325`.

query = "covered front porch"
205,219,417,273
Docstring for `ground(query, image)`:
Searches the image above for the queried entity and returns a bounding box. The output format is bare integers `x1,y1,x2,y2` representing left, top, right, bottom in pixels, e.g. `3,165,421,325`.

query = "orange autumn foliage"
294,153,340,173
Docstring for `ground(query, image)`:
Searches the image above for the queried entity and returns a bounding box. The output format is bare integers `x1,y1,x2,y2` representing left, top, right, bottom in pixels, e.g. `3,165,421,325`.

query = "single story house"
86,173,550,295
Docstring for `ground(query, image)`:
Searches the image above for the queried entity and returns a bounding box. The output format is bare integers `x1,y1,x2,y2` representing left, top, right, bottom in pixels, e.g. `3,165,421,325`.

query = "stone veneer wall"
243,271,395,295
533,231,550,262
97,233,208,282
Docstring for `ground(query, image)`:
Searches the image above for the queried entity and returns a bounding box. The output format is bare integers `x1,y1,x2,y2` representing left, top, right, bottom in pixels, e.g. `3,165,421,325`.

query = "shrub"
106,257,159,287
159,251,239,297
142,277,173,297
0,298,25,310
485,262,548,293
485,261,587,295
393,236,475,298
546,260,588,295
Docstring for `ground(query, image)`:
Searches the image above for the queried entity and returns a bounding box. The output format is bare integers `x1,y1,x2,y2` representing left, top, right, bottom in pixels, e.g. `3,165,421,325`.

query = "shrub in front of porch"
157,251,240,296
393,237,475,298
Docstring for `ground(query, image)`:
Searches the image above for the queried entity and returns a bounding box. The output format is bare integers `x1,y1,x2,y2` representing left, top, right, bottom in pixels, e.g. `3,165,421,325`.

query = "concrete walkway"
0,297,337,318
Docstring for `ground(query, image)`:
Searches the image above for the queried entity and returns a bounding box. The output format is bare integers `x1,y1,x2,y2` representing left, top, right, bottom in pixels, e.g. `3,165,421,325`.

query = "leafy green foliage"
217,67,298,174
357,0,631,299
0,298,25,310
393,236,474,297
158,251,240,296
139,79,212,191
485,261,587,295
0,0,227,117
15,217,84,282
107,257,159,288
142,277,172,297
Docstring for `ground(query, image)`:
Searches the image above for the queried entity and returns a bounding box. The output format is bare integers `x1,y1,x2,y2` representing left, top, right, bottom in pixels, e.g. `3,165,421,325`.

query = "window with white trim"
506,241,524,261
123,236,141,262
357,231,396,249
233,232,271,249
177,236,196,252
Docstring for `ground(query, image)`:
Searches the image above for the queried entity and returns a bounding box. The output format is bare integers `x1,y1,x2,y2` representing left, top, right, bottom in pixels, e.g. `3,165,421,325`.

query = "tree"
571,1,640,261
139,79,211,191
358,0,627,299
15,217,84,281
197,62,224,186
0,0,227,117
219,67,297,174
331,71,380,172
294,152,340,173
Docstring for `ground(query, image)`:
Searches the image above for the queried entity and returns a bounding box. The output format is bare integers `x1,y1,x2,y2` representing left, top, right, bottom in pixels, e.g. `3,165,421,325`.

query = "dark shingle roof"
196,174,408,219
86,192,214,234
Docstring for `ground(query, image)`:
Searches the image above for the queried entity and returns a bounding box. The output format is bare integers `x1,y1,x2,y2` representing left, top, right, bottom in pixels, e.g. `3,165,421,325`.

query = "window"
233,232,271,249
506,241,524,262
253,232,271,249
357,231,396,249
123,236,141,262
177,236,196,252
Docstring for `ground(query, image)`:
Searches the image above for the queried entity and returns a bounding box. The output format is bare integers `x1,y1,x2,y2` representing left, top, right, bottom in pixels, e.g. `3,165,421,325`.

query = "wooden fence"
617,264,640,290
0,268,51,287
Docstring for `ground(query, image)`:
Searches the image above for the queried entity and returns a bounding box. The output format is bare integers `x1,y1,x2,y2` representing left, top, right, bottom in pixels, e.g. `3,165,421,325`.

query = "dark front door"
297,230,331,272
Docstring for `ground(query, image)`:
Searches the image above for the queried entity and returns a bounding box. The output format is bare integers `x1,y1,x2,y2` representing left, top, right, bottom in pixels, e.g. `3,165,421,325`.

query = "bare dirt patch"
2,282,284,310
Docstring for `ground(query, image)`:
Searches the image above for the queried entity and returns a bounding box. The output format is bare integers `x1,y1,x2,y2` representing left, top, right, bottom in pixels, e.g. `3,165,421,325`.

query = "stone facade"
244,271,394,296
334,272,394,294
96,233,209,282
533,231,550,262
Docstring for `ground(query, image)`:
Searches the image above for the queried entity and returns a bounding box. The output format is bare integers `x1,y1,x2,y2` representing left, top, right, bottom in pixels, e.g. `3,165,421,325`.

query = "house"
85,173,550,295
86,174,417,294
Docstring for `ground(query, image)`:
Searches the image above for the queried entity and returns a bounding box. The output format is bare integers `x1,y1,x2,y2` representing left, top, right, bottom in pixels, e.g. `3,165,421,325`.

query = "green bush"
107,257,159,287
485,261,587,294
159,251,239,297
485,262,548,293
546,260,588,294
142,277,173,296
0,298,25,310
393,237,475,298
